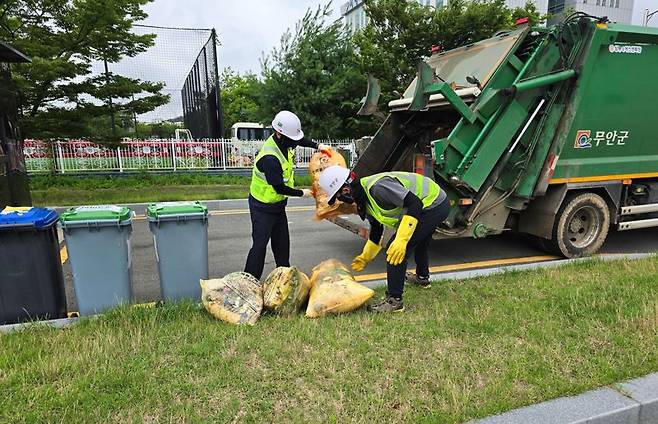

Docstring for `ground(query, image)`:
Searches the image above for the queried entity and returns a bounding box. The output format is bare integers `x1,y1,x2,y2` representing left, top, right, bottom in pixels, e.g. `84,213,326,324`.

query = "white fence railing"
23,138,356,174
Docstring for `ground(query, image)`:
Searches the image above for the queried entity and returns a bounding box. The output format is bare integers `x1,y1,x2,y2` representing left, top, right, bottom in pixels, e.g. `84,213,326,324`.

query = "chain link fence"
91,25,222,138
182,30,223,139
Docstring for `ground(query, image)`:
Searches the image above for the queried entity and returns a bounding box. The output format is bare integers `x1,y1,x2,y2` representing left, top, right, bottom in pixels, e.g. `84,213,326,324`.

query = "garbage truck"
333,14,658,258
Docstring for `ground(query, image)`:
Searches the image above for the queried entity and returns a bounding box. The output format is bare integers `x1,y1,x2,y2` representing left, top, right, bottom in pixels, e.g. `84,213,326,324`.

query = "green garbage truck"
337,14,658,258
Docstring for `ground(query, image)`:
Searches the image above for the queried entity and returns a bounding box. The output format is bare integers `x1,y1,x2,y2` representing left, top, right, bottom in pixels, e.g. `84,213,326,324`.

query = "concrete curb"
361,252,655,290
0,317,82,334
469,373,658,424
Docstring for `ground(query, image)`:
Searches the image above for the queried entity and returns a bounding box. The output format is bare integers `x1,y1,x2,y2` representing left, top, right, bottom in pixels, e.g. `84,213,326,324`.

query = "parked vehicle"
230,122,274,142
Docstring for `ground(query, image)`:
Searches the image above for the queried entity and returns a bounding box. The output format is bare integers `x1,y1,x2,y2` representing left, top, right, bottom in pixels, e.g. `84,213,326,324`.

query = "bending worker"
319,166,450,312
244,110,327,279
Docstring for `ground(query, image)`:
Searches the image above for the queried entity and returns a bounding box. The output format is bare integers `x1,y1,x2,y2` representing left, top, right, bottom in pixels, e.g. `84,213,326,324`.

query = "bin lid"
60,204,132,224
146,201,208,220
0,207,59,229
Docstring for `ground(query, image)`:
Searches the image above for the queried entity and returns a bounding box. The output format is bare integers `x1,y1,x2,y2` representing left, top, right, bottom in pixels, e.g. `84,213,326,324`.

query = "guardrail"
23,138,356,174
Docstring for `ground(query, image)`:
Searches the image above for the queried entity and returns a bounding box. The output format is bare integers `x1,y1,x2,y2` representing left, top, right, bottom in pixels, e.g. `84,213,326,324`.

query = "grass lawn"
1,257,657,423
29,173,313,206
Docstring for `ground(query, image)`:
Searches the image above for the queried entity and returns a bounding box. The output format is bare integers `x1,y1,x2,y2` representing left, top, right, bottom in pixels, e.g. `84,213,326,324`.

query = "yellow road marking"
354,254,559,282
60,245,68,264
133,301,159,309
67,302,159,317
132,205,316,220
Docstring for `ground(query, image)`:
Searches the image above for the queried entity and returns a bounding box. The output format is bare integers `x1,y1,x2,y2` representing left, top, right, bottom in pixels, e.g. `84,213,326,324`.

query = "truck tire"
546,192,610,258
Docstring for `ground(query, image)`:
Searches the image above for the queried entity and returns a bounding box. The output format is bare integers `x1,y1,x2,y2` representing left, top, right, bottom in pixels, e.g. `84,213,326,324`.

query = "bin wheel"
545,192,610,258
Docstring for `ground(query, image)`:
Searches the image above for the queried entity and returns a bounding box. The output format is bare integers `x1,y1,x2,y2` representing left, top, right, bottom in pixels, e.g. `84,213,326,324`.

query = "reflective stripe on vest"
250,136,295,204
360,172,441,228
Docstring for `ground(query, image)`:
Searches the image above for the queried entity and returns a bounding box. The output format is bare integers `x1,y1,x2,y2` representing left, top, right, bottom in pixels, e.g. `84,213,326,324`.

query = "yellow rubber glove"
386,215,418,266
352,239,382,272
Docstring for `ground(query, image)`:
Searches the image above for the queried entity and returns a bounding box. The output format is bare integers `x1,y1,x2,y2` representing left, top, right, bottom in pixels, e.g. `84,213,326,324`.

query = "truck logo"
608,44,642,54
575,130,591,148
575,129,629,149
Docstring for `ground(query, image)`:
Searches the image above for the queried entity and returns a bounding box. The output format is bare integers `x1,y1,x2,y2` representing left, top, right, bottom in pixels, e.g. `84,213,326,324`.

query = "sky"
632,0,658,25
123,0,656,121
140,0,337,75
139,0,657,75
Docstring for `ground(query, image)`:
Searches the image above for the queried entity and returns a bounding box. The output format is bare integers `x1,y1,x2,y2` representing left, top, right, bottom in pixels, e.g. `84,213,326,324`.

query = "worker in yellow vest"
319,165,450,312
245,111,328,279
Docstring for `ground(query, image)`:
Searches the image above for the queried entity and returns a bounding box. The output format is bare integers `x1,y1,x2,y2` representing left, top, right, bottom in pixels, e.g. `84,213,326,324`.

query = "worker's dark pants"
244,204,290,280
386,198,450,299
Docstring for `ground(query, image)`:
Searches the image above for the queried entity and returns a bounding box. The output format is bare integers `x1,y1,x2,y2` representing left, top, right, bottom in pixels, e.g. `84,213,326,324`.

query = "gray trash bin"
147,201,208,302
60,205,134,316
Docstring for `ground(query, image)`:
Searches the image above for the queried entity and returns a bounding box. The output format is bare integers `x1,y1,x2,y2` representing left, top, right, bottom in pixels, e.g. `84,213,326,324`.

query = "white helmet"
319,165,351,202
272,110,304,141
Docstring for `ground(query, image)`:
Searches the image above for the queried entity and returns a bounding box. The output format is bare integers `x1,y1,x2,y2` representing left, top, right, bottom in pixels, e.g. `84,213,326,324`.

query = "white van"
230,122,274,141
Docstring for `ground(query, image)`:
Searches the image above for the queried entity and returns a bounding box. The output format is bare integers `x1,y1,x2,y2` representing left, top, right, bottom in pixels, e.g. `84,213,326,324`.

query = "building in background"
548,0,634,24
341,0,449,34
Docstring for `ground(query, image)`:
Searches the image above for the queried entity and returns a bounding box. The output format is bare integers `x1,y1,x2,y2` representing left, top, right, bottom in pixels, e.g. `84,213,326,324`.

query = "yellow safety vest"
360,172,440,228
250,136,295,203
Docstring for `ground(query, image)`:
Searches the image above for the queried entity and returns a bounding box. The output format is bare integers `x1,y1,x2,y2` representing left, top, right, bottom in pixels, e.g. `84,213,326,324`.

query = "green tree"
0,0,168,140
135,120,182,139
219,67,262,137
355,0,543,98
259,4,376,139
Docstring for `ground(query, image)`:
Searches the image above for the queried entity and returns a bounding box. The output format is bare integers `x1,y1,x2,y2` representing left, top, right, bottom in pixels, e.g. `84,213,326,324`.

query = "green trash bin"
147,201,209,302
60,205,134,316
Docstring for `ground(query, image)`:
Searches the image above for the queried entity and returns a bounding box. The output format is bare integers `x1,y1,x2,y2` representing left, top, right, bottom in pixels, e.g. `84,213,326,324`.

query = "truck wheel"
548,192,610,258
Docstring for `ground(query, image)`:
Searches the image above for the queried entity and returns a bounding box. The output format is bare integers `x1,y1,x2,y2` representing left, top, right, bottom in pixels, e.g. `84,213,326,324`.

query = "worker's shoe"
406,272,431,289
369,295,404,313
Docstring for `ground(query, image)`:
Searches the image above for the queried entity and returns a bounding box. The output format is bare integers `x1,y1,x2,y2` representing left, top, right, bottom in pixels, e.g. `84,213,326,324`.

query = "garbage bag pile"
306,259,374,318
309,147,358,220
201,260,373,324
200,272,263,325
263,266,311,316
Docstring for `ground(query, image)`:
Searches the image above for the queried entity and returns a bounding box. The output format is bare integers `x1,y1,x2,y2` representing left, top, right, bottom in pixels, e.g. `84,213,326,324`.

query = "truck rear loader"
337,14,658,258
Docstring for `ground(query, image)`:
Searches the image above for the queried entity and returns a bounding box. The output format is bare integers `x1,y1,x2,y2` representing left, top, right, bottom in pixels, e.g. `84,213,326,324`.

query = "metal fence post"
117,147,124,173
56,141,65,174
171,138,177,171
221,138,227,170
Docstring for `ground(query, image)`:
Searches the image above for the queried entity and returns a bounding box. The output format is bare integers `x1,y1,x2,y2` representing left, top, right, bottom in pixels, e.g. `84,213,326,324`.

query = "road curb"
468,373,658,424
361,252,655,289
0,317,82,334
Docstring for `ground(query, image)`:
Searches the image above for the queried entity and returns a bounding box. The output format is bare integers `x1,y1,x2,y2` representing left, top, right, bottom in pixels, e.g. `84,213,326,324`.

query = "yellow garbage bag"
263,266,311,315
200,272,263,325
306,259,375,318
309,147,358,220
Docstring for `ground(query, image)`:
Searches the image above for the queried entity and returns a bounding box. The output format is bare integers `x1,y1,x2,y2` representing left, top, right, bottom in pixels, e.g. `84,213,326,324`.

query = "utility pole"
104,57,117,136
645,9,658,26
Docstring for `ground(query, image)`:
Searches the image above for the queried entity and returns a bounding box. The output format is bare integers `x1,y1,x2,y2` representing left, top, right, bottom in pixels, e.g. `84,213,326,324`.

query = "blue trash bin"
0,207,66,324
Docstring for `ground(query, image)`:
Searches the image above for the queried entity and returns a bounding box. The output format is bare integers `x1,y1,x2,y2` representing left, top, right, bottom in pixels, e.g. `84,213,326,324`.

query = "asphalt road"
56,198,658,311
